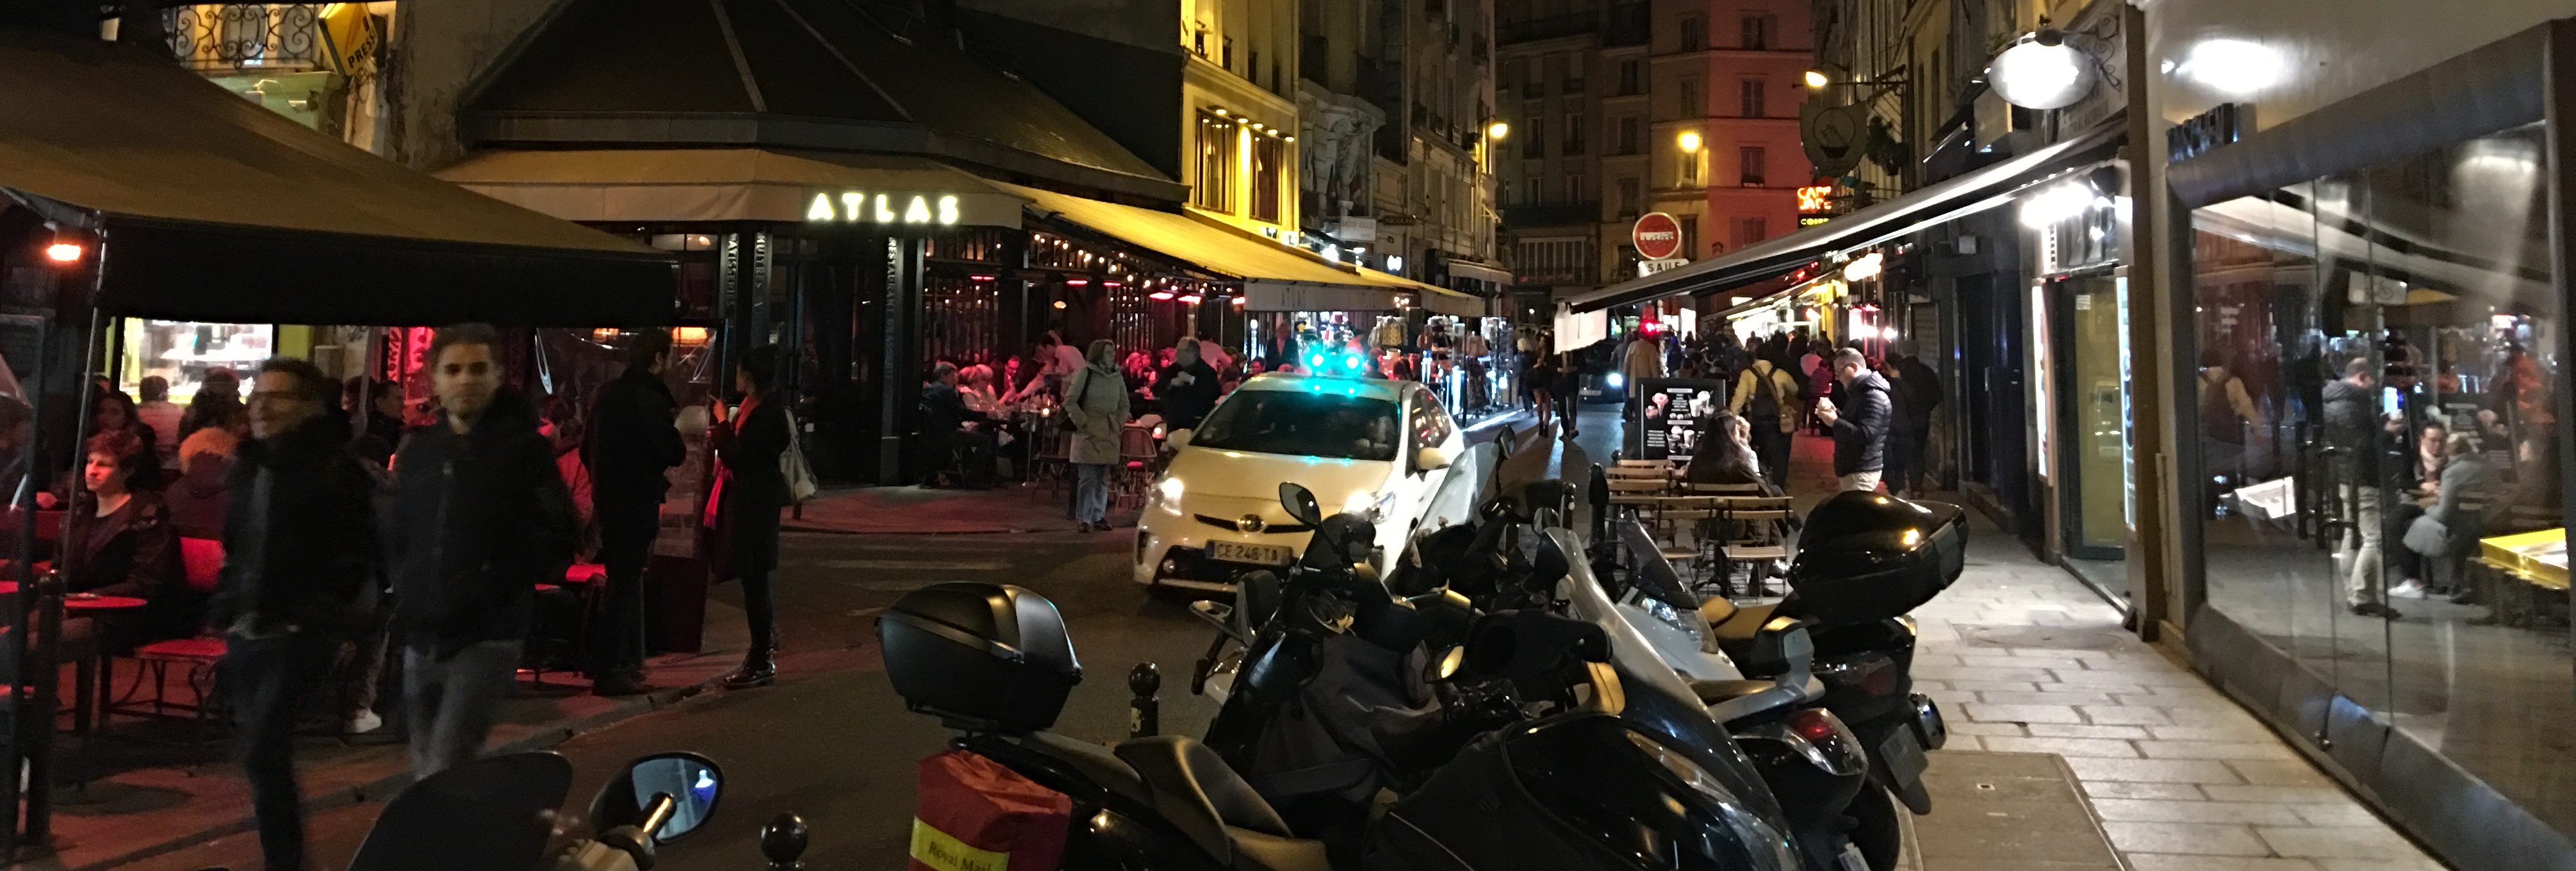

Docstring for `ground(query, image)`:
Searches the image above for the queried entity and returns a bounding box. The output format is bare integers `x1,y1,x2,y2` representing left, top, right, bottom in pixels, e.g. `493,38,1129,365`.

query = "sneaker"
2350,601,2402,620
2388,580,2430,599
345,708,383,735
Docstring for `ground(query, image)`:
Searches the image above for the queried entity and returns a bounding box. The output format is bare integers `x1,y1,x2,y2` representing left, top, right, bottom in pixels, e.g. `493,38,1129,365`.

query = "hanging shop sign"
1637,257,1690,277
804,191,965,225
1633,212,1684,260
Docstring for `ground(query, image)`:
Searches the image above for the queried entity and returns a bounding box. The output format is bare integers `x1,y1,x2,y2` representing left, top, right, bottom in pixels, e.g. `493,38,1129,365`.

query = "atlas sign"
805,191,963,225
1632,212,1683,261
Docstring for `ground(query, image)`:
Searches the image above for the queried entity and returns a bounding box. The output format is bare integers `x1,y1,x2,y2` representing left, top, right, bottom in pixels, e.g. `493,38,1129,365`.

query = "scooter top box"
1785,492,1968,625
880,583,1083,734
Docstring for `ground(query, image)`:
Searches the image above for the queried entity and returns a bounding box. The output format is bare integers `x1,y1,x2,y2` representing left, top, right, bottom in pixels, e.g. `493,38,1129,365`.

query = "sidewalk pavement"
1528,403,2449,871
13,603,751,871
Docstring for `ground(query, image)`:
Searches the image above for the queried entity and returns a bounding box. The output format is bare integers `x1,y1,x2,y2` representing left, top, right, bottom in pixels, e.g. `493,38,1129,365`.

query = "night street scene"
0,0,2565,869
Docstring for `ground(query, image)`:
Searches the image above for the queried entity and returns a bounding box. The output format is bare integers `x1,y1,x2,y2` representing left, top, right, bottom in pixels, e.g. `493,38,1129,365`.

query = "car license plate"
1878,726,1929,789
1208,541,1290,566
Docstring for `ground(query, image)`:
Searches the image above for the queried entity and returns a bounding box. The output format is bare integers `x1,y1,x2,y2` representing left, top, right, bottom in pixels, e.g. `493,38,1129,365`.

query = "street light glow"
1677,130,1703,152
44,242,81,263
1803,69,1830,89
1486,120,1510,140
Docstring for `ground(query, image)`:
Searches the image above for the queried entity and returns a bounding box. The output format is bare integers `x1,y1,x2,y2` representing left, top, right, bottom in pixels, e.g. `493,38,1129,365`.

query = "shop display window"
117,320,273,402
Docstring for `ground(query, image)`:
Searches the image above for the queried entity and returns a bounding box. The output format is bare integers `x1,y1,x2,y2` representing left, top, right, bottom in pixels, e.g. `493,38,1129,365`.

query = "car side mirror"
1280,482,1324,526
1168,428,1192,448
1415,444,1457,471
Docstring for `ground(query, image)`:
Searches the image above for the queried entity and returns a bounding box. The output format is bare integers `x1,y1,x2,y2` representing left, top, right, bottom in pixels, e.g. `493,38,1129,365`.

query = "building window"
1739,79,1766,118
1733,216,1767,248
1563,112,1586,156
1251,134,1284,222
1739,146,1766,186
1616,117,1641,154
1678,76,1702,119
1741,15,1776,50
1681,148,1699,184
1527,115,1546,159
1618,60,1643,95
1193,110,1237,212
1523,175,1541,204
1616,177,1640,216
1525,56,1543,94
1565,172,1585,202
1679,13,1703,51
1564,64,1586,95
1680,216,1698,257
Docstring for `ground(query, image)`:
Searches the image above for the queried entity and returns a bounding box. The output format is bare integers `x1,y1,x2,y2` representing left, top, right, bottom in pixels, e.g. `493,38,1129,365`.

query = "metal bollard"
1587,463,1610,546
1128,662,1161,738
762,813,809,870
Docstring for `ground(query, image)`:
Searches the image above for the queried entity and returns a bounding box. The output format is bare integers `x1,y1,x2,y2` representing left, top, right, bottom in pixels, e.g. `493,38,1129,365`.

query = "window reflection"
2188,122,2576,835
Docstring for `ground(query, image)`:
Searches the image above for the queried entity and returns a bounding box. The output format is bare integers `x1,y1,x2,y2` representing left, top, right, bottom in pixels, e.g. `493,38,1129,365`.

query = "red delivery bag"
910,749,1073,871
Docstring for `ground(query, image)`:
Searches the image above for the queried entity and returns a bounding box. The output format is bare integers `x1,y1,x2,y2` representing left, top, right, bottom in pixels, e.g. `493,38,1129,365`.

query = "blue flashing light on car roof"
1343,352,1362,371
1309,353,1325,370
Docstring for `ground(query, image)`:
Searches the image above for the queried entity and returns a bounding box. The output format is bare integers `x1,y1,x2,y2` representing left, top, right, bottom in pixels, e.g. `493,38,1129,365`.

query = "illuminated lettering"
937,195,960,225
841,191,866,220
903,195,932,223
807,193,836,221
805,190,972,224
874,193,895,222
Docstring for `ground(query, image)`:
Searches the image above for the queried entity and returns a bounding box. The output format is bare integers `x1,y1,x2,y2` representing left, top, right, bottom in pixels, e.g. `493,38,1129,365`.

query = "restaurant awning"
1564,115,2126,313
1443,256,1514,285
997,183,1482,316
437,149,1032,227
0,35,675,327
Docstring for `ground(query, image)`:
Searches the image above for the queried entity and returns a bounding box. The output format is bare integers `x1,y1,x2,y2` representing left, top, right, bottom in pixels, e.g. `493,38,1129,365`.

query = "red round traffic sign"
1632,212,1682,261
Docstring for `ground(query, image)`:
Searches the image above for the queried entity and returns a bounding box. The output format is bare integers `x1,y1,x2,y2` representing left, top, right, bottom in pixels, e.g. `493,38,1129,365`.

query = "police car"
1135,365,1471,592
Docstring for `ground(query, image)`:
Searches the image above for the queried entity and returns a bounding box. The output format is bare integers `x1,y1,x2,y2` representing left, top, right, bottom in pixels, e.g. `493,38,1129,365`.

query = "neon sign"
1795,185,1832,213
804,191,963,225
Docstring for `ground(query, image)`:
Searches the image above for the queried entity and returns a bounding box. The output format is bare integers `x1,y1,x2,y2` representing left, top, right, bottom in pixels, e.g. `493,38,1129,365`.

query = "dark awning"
1565,115,2126,313
0,34,675,327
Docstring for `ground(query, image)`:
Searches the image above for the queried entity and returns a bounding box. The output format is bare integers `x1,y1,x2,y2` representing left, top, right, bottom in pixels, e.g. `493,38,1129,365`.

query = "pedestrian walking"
1527,353,1559,434
1815,348,1891,492
709,345,791,689
582,331,686,697
1728,339,1800,490
1554,352,1582,438
213,358,380,871
1893,348,1941,494
1065,339,1129,532
389,324,578,776
1621,329,1665,416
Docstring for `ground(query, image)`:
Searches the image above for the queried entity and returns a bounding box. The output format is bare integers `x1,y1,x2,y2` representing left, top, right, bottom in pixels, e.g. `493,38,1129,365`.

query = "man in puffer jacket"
388,323,578,777
1815,348,1891,492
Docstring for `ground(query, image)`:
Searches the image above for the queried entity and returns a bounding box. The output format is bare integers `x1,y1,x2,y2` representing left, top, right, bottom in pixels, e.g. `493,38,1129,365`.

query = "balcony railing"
1499,13,1596,45
1604,3,1650,47
1503,202,1600,227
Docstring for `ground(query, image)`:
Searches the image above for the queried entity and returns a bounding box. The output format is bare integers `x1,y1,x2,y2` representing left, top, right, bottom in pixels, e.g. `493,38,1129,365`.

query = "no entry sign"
1632,212,1682,260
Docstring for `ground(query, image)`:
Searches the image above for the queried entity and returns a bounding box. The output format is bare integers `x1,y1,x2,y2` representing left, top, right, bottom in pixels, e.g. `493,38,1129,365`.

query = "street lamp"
1989,28,2099,110
1803,69,1830,89
1486,120,1510,140
1677,130,1703,152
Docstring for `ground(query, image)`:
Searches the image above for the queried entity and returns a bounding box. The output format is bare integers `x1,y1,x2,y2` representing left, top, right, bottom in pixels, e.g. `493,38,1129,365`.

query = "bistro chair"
121,537,228,722
1114,425,1160,510
1028,430,1072,501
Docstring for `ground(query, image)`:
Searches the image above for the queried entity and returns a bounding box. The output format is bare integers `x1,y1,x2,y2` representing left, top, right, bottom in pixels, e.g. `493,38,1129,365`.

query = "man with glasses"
213,357,381,871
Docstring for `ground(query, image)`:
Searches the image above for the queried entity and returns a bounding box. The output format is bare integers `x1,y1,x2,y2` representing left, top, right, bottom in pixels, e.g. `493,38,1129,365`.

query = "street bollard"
1587,463,1609,546
1128,662,1161,738
762,813,808,870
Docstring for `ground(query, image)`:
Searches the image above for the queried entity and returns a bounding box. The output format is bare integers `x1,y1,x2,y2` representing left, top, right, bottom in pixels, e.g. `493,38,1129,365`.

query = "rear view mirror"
589,752,724,845
1280,483,1324,526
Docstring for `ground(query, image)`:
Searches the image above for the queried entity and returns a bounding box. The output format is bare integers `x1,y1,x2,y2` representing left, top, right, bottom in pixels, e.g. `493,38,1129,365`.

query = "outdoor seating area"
1600,458,1797,598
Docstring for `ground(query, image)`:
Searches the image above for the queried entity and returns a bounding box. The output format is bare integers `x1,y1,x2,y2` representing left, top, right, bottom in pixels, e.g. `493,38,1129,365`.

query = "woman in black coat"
709,345,790,689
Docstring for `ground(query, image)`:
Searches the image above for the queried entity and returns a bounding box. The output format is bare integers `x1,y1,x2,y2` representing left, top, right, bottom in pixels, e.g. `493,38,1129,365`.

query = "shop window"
2186,121,2573,835
118,320,274,403
1193,110,1238,213
1252,134,1285,222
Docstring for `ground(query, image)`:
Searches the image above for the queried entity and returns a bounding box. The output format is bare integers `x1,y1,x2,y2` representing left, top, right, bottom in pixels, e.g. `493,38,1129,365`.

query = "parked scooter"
876,485,1807,870
190,750,800,871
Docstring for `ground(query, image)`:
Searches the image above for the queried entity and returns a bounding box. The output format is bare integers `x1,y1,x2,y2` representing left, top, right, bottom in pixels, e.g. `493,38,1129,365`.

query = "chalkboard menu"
1635,377,1729,461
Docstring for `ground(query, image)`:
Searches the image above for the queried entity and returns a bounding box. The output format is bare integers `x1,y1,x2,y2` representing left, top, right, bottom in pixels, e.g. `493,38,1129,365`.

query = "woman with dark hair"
181,367,245,441
65,429,197,644
709,345,790,689
1684,412,1776,494
94,387,158,462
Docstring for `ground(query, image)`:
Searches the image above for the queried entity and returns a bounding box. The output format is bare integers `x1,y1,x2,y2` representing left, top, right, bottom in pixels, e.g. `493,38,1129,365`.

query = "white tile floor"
1914,540,2451,870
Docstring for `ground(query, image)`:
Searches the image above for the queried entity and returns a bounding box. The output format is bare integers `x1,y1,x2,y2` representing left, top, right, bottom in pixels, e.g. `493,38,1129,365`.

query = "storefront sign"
1635,377,1728,460
1637,257,1689,277
805,191,964,225
2167,102,2247,163
1633,212,1683,260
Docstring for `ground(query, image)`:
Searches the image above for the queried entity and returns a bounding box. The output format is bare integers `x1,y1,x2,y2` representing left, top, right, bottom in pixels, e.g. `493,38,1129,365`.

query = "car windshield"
1190,389,1401,462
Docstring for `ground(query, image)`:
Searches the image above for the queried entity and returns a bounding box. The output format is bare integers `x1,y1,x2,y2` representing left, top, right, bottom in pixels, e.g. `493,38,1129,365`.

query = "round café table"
65,594,144,612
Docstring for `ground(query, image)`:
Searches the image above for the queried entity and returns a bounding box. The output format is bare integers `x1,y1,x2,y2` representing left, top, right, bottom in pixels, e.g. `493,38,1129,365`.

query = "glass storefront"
2187,120,2576,837
115,320,274,402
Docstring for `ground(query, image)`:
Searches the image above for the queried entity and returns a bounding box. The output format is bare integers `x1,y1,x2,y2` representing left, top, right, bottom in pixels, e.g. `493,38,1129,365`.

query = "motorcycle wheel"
1844,785,1902,870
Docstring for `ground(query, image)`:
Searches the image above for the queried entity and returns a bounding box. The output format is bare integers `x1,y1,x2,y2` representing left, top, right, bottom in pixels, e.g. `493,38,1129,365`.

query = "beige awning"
436,149,1030,227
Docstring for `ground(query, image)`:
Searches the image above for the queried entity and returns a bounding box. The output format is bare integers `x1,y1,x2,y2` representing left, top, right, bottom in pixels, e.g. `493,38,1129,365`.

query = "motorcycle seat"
1021,730,1155,808
1113,736,1333,871
1689,679,1780,706
1700,598,1778,643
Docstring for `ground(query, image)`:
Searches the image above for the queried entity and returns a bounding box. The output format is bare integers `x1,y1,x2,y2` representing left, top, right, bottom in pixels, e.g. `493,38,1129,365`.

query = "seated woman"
1684,412,1778,495
63,430,198,647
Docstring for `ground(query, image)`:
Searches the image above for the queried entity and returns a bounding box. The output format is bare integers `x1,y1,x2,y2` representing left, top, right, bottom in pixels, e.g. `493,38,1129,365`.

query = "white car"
1135,371,1472,592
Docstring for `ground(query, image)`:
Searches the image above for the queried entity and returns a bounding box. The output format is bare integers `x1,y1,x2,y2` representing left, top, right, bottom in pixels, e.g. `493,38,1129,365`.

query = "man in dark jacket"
582,332,685,696
1894,350,1940,494
214,357,380,871
1815,348,1891,492
2322,357,2397,619
922,361,996,487
1154,338,1222,431
390,324,577,776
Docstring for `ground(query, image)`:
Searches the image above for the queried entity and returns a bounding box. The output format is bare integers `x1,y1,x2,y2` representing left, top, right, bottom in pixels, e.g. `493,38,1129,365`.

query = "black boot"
721,646,776,690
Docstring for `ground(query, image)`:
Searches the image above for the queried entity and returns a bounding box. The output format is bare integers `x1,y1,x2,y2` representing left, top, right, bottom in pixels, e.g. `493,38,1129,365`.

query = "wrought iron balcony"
1499,13,1596,45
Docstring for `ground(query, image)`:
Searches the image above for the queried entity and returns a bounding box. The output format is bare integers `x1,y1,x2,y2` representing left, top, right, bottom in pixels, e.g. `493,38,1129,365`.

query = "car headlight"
1153,477,1186,516
1623,731,1804,870
1343,490,1397,523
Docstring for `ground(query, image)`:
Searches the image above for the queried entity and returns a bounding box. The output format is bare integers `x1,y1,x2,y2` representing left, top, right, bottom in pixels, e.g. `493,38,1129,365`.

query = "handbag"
2403,514,2450,557
779,407,819,503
